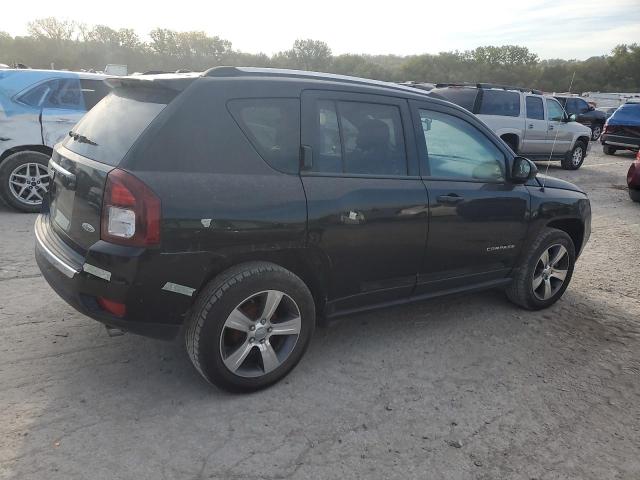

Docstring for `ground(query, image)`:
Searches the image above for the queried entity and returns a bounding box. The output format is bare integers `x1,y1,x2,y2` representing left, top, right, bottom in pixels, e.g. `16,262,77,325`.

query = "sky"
3,0,640,59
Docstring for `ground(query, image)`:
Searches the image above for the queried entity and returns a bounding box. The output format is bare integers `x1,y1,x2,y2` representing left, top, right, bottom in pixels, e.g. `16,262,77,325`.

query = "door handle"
548,125,555,131
437,194,464,205
528,123,534,129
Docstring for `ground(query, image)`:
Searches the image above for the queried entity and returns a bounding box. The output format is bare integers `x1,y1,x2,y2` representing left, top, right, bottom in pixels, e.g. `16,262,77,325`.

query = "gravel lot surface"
1,145,639,480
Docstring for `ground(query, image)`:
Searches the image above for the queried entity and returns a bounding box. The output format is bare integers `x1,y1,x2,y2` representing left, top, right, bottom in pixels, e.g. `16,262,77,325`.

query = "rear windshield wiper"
68,130,98,146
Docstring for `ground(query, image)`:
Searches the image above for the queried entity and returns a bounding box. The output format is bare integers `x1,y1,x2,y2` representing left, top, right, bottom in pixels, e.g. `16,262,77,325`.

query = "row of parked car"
1,69,639,213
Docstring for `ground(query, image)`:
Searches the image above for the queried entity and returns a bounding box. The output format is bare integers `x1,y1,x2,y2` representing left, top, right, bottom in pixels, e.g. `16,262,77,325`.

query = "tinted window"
312,100,407,176
526,96,545,120
419,109,505,181
546,98,565,122
479,90,520,117
43,78,83,110
431,87,478,112
17,81,52,107
63,88,172,166
80,79,110,110
228,98,300,174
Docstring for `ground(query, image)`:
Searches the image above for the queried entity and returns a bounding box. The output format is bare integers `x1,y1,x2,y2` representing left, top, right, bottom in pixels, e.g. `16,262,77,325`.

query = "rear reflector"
97,297,126,317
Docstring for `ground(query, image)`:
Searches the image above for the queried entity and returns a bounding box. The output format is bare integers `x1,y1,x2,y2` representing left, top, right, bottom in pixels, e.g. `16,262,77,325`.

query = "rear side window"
63,87,173,166
312,100,407,176
526,96,544,120
80,79,110,110
479,90,520,117
431,88,478,112
228,98,300,174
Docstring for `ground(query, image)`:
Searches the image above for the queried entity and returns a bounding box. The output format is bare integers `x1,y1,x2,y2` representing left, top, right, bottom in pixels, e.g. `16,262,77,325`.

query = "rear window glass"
63,87,173,166
227,98,300,174
479,90,520,117
432,88,478,112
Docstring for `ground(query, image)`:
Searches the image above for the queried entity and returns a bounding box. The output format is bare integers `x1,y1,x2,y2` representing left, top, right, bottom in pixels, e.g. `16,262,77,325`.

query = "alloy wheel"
219,290,302,378
572,147,584,167
532,244,569,301
8,162,50,206
591,125,601,140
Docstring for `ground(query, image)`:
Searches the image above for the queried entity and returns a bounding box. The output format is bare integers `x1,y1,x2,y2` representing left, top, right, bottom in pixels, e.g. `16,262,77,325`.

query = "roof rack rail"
203,66,435,96
435,82,543,95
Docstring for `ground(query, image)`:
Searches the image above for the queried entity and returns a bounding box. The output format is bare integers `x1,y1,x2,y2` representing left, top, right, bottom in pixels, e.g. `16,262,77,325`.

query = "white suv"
431,83,592,170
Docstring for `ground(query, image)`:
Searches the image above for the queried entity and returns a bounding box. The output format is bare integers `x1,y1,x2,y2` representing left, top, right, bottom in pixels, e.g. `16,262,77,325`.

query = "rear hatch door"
48,82,182,251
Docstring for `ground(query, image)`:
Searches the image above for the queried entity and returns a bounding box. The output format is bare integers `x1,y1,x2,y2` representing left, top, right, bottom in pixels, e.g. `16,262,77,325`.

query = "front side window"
228,98,300,174
419,109,505,182
43,78,84,110
478,90,520,117
526,96,545,120
546,98,566,122
312,100,407,176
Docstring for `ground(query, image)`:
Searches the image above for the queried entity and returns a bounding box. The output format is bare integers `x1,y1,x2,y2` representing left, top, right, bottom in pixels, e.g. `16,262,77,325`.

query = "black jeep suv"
554,95,607,140
35,67,591,392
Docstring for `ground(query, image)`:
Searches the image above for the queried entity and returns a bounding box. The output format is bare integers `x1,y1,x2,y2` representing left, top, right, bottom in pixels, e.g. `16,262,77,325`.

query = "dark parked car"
627,151,640,202
554,96,607,140
35,68,591,392
601,101,640,155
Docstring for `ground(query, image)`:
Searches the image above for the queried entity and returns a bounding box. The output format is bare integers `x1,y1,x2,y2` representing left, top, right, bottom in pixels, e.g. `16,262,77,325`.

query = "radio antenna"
541,71,576,191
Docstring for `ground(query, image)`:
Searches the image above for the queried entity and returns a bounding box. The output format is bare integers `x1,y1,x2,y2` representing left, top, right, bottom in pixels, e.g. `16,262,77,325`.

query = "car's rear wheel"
0,151,51,213
185,262,315,392
603,145,617,155
561,141,586,170
629,188,640,203
506,228,575,310
590,124,602,141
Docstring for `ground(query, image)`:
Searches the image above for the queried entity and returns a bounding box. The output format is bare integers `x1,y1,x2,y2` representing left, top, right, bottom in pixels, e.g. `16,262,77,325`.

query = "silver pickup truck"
431,83,592,170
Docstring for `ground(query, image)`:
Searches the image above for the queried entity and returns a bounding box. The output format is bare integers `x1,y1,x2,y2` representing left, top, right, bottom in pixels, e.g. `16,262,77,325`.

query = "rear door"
40,78,86,147
300,90,428,312
522,95,547,154
410,101,530,294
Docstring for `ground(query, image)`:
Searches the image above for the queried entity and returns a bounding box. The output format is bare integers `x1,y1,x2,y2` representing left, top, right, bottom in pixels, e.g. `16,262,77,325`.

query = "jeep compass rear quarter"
36,68,591,392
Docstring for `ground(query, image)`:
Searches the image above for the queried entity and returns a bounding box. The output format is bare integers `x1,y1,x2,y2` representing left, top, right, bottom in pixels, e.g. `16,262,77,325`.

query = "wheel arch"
0,145,53,164
575,135,590,148
498,131,520,152
546,218,585,256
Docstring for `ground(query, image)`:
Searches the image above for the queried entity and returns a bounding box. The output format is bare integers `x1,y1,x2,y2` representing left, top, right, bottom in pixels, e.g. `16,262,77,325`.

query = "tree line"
1,17,639,93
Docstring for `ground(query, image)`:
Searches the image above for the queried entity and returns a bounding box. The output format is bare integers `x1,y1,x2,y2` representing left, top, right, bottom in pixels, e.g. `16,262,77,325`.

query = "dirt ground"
0,144,639,480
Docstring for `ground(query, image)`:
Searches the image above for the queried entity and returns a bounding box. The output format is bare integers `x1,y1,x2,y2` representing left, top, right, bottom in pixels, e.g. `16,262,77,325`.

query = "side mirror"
588,105,595,111
511,156,538,183
567,113,577,122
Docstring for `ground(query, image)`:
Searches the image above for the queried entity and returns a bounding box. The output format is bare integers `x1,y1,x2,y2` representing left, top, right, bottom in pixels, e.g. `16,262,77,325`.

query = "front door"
300,90,428,313
410,101,530,294
545,97,572,153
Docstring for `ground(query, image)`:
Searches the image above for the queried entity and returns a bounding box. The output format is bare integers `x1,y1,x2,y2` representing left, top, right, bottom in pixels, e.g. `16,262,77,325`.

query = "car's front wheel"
0,150,51,213
185,262,315,392
561,141,586,170
629,188,640,203
603,145,617,155
590,124,602,141
506,228,576,310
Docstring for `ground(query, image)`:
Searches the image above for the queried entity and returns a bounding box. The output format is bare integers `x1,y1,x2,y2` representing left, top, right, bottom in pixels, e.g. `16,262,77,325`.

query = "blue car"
0,69,109,212
601,101,640,156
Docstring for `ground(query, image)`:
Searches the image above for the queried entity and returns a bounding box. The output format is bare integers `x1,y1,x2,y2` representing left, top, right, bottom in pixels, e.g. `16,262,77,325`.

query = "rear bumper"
601,134,640,150
35,214,183,340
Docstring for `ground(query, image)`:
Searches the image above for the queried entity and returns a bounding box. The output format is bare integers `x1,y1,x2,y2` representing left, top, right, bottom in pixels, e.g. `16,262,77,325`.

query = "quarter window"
228,98,300,174
312,100,407,176
419,109,505,182
478,90,520,117
526,96,545,120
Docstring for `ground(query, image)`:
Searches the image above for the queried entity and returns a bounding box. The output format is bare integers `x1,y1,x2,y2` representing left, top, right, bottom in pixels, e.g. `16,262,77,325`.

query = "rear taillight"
97,297,126,317
603,122,610,134
101,169,161,247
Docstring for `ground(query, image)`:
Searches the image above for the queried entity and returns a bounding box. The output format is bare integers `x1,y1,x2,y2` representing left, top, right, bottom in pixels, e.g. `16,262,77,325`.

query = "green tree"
27,17,76,42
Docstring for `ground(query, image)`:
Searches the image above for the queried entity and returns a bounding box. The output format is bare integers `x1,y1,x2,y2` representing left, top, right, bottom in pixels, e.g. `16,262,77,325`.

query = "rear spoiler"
104,73,199,92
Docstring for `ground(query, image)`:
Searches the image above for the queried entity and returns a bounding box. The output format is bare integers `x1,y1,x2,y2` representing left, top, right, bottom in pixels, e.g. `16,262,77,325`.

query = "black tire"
0,150,51,213
506,228,576,310
561,141,586,170
185,261,315,392
603,145,617,155
590,124,602,141
629,188,640,203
